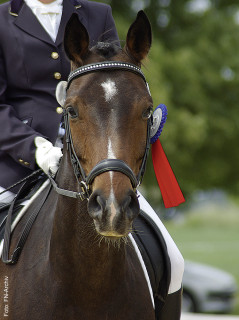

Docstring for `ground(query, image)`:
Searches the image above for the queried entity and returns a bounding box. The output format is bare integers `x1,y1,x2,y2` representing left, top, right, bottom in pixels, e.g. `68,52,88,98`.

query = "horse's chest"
53,297,155,320
2,266,155,320
52,265,155,319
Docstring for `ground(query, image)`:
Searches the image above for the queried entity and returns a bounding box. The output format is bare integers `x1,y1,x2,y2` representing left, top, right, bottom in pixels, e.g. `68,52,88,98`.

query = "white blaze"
107,139,116,160
107,139,117,225
108,139,115,195
101,79,117,102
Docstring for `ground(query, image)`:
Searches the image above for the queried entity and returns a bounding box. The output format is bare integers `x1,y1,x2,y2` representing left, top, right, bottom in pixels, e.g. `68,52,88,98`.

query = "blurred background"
1,0,238,314
99,0,239,315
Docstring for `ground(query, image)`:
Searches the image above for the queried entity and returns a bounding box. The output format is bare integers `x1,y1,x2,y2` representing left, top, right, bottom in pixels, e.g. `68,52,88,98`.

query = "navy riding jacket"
0,0,119,189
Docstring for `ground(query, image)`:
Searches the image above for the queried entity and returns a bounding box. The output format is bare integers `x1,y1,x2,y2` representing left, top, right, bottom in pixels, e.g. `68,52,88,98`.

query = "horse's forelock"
92,42,122,59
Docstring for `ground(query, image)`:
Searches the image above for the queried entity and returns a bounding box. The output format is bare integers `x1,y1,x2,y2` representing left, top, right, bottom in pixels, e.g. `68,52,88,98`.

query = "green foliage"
109,0,239,203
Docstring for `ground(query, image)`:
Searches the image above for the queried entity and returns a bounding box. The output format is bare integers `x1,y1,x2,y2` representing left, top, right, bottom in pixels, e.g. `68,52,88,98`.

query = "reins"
0,169,43,198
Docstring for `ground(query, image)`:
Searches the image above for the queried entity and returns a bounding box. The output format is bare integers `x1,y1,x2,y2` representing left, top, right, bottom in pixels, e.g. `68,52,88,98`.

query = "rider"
0,0,184,314
0,0,119,201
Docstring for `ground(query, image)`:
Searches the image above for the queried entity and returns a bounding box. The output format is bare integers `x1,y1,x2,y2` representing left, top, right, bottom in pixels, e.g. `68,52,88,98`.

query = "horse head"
61,11,152,239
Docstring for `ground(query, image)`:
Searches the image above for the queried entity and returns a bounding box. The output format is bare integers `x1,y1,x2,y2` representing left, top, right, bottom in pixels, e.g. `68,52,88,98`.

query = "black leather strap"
48,175,88,201
0,169,43,197
86,159,138,190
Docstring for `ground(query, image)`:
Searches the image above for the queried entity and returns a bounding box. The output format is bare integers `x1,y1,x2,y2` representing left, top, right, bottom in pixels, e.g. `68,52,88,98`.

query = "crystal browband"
67,61,147,89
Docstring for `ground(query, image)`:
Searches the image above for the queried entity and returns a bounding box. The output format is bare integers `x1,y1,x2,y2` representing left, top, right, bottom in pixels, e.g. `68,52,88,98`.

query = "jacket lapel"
11,0,87,47
14,2,55,45
55,0,87,47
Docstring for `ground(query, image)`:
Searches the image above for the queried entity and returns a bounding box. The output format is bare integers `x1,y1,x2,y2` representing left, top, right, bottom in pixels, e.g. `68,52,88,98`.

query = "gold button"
51,52,59,59
56,107,63,114
54,72,61,80
18,159,24,163
24,161,30,166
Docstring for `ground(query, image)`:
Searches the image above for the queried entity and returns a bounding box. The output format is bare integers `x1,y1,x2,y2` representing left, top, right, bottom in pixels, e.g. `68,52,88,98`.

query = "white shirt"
24,0,63,42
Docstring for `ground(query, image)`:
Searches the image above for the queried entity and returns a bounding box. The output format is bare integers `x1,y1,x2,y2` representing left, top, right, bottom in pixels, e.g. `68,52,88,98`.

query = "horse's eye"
142,106,153,120
67,106,78,119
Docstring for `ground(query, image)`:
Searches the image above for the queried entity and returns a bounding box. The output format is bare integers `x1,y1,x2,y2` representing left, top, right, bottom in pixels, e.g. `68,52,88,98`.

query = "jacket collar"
10,0,86,46
10,0,81,16
9,0,22,16
55,0,85,46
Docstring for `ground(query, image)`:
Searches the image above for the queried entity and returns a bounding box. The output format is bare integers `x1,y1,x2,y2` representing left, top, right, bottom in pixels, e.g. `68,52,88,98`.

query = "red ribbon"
151,139,185,208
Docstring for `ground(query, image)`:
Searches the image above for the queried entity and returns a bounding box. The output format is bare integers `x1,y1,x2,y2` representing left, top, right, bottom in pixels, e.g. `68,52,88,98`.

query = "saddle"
0,178,170,319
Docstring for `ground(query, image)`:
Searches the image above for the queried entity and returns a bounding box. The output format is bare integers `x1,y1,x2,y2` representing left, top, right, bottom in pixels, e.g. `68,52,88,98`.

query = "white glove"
35,137,63,176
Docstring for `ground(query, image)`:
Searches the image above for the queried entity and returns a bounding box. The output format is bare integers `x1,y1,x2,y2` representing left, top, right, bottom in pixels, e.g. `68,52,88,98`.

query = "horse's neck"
49,199,130,302
28,154,155,319
49,156,128,289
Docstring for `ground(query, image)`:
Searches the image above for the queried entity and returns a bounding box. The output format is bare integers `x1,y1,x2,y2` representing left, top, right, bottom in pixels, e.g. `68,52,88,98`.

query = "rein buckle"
80,181,90,200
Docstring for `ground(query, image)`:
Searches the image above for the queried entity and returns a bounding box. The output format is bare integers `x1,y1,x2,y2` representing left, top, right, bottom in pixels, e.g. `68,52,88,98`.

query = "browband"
67,61,147,89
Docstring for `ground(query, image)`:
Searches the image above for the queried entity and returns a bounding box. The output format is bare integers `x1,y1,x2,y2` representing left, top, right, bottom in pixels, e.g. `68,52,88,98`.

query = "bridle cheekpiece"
50,61,152,201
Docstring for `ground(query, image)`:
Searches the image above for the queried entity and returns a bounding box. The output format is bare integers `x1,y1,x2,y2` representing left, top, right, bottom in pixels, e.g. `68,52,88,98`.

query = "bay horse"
0,11,171,320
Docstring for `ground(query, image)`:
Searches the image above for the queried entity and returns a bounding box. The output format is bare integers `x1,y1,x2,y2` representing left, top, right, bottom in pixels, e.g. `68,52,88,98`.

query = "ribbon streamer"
151,139,185,208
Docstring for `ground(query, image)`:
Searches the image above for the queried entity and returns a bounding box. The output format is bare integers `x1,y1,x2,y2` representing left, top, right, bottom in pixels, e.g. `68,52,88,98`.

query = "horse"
0,11,173,320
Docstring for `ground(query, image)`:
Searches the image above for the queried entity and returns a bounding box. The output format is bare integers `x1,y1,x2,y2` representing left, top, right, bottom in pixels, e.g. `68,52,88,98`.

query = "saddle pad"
132,208,171,313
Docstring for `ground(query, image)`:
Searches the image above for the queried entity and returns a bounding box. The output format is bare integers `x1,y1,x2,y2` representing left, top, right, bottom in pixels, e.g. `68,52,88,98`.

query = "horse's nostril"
123,191,139,221
88,192,106,219
88,189,139,231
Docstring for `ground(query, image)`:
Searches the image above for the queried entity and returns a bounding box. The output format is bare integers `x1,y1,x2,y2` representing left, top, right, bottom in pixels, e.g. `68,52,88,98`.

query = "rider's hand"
35,137,62,176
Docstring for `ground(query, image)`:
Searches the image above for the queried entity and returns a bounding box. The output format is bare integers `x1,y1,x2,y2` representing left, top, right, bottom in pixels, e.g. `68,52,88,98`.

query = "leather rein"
49,61,152,201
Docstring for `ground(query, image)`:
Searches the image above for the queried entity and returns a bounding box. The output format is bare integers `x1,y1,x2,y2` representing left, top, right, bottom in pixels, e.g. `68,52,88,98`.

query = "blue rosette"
150,104,168,144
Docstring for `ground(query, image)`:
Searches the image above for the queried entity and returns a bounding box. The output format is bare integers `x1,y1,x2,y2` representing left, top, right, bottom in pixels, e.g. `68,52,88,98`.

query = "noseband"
50,61,151,201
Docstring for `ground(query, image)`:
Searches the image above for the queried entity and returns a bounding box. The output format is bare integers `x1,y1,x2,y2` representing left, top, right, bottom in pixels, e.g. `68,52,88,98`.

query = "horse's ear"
125,11,152,63
64,13,90,65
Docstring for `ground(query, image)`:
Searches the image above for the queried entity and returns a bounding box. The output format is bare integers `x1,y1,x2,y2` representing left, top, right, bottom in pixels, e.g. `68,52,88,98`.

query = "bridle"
49,61,152,201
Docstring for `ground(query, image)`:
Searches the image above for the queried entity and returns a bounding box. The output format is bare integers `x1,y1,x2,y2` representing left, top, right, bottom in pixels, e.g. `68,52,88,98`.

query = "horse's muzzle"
88,189,139,237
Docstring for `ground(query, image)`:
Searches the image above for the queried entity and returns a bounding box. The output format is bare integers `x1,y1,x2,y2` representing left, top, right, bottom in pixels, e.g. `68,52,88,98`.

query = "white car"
182,261,237,313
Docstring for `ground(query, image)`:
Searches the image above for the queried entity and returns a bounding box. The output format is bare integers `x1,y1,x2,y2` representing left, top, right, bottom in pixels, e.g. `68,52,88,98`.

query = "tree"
106,0,239,204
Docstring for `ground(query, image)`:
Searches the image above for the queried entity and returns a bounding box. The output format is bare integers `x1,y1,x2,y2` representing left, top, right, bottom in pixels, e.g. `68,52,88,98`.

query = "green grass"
163,202,239,315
